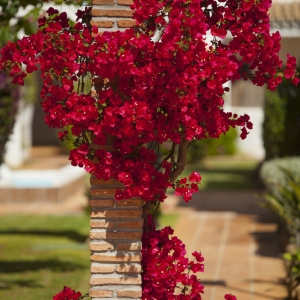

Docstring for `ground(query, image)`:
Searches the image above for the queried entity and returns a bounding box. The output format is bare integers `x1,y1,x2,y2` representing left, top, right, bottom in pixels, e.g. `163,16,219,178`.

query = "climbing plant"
1,0,299,298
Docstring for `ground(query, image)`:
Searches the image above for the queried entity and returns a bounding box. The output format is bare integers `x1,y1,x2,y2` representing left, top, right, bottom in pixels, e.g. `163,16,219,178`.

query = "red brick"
90,199,115,207
105,231,142,240
90,219,114,228
117,0,133,5
92,9,134,18
90,20,114,28
117,289,142,298
116,199,143,206
90,188,116,197
117,243,142,251
116,264,142,273
89,290,113,298
91,254,141,262
116,220,143,229
90,242,114,251
90,209,142,219
90,276,141,285
91,264,115,273
117,19,136,28
92,0,114,4
90,230,142,240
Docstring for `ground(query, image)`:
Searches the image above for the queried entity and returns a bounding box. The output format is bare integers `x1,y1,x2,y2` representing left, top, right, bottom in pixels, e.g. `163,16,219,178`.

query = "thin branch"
156,143,175,171
151,200,161,231
171,142,176,164
169,139,190,183
142,201,156,233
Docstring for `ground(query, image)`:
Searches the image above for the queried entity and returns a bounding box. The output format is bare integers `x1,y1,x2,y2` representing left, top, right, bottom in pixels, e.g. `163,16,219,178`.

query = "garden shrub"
261,166,300,240
263,72,300,160
261,164,300,300
262,89,286,160
260,156,300,198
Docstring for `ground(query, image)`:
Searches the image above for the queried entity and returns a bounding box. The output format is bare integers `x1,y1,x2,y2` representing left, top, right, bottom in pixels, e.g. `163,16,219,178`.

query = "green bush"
260,157,300,199
186,127,237,163
263,73,300,160
261,167,300,240
260,157,300,299
0,72,20,166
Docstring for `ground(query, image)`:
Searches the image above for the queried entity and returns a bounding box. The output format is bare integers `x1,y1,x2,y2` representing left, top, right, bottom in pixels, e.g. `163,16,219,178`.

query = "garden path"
162,191,288,300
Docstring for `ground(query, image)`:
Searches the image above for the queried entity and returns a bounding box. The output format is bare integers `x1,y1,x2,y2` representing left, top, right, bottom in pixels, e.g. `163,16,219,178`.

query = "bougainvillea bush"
1,0,299,298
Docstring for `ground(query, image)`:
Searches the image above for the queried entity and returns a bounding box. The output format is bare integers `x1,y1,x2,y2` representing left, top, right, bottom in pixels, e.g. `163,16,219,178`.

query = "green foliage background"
186,127,238,163
0,0,89,44
263,72,300,160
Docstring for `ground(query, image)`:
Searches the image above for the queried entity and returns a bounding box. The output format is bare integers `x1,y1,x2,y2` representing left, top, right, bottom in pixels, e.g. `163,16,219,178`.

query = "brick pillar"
90,2,142,299
89,175,143,299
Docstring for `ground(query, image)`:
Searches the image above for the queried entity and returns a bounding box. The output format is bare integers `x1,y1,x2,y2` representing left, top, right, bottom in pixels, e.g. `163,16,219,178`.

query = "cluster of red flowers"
142,225,205,299
1,1,298,204
173,172,202,203
1,0,299,201
1,0,299,298
53,286,82,300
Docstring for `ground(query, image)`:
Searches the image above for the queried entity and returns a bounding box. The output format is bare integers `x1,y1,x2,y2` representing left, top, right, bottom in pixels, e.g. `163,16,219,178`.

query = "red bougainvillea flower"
53,286,81,300
142,226,205,299
224,294,237,300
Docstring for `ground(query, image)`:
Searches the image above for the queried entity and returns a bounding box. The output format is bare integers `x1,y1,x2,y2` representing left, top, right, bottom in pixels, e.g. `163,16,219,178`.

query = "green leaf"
262,194,286,217
290,182,300,202
23,21,36,36
0,26,12,45
279,166,298,182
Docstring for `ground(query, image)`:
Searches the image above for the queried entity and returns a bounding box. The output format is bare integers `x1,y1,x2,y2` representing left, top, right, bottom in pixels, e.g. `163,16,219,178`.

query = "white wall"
4,101,34,168
231,107,265,160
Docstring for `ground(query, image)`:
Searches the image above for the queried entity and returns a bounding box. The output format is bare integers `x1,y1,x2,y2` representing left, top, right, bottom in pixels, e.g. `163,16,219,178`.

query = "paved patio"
162,191,288,300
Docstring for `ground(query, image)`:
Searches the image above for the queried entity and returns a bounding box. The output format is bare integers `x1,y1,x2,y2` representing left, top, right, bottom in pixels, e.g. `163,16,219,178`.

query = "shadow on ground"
251,231,282,257
177,190,282,258
0,259,85,274
0,278,42,290
179,190,276,219
0,229,87,243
